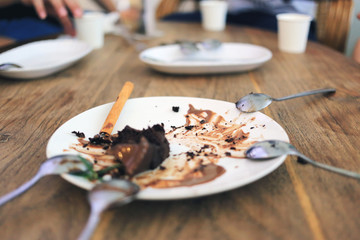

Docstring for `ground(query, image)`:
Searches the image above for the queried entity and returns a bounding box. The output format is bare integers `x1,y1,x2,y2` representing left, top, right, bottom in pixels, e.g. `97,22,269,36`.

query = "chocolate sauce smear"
70,104,257,189
133,104,256,188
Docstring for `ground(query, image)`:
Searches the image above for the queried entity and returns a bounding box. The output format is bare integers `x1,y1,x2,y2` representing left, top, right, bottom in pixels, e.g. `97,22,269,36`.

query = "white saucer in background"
139,43,272,74
0,39,92,80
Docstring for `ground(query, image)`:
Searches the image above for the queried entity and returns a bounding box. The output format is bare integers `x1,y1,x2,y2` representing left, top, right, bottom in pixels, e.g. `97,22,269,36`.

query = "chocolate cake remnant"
87,124,170,177
109,124,170,176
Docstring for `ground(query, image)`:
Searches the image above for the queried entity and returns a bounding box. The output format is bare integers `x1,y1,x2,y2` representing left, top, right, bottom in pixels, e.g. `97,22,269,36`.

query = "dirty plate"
46,97,288,200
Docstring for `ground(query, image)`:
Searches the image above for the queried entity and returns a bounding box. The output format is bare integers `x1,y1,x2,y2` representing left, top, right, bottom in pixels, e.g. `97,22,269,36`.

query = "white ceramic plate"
46,97,288,200
0,39,92,79
139,43,272,74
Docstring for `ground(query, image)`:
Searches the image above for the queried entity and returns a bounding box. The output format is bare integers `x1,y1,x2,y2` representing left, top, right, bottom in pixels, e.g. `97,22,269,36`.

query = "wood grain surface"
0,22,359,240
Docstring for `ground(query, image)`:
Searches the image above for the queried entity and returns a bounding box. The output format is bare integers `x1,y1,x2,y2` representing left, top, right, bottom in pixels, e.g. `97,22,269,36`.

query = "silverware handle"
0,63,22,71
78,209,102,240
297,153,360,179
115,25,147,52
0,172,42,207
274,88,336,101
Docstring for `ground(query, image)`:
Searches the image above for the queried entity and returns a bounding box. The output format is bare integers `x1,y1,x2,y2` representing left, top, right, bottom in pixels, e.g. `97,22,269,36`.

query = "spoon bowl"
236,93,272,113
179,41,200,55
0,154,89,207
246,140,360,179
200,39,222,50
78,180,140,240
179,39,222,55
236,88,336,113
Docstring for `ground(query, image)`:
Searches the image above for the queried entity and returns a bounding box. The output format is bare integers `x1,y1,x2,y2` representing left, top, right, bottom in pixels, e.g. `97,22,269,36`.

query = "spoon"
236,88,336,113
112,24,148,52
0,63,22,71
245,140,360,179
0,155,89,207
78,180,140,240
179,39,222,55
201,39,222,50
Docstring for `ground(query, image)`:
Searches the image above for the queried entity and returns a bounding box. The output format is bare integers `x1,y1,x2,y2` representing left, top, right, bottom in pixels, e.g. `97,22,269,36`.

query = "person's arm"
352,13,360,64
15,0,83,36
353,39,360,64
96,0,139,23
21,0,82,19
96,0,117,12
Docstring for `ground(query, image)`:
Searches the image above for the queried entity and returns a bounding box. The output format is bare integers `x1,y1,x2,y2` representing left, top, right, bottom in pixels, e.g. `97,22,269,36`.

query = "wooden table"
0,22,359,240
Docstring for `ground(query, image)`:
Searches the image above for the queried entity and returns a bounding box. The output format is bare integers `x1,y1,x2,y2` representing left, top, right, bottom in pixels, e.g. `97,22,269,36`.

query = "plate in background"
139,43,272,74
0,39,92,79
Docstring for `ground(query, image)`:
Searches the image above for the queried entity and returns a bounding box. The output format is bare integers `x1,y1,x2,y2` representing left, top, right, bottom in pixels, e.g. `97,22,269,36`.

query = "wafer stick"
100,81,134,135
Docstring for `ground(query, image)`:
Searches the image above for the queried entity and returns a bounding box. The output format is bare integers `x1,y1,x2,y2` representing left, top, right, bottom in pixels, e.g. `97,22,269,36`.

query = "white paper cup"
200,1,228,31
74,12,105,49
276,13,312,53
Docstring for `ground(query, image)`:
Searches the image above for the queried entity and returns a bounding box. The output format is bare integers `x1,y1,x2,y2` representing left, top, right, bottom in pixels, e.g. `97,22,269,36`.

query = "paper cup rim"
200,0,228,7
77,11,105,20
276,13,312,22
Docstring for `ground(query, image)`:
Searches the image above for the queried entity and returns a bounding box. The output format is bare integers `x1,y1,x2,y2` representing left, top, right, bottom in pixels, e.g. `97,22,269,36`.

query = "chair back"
156,0,182,19
316,0,354,52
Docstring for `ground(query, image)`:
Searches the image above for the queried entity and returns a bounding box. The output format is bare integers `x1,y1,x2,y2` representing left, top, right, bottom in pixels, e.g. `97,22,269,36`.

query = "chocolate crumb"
172,106,180,112
72,131,85,138
225,152,231,156
186,151,195,159
159,165,166,170
185,125,195,130
297,157,308,165
200,120,206,124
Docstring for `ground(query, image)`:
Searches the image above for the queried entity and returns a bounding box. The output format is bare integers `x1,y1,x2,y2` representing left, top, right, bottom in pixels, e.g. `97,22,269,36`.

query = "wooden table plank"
0,22,359,240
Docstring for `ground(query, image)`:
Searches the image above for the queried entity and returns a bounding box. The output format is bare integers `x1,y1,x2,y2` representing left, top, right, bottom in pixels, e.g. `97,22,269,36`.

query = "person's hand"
120,7,140,22
119,7,140,30
21,0,83,36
